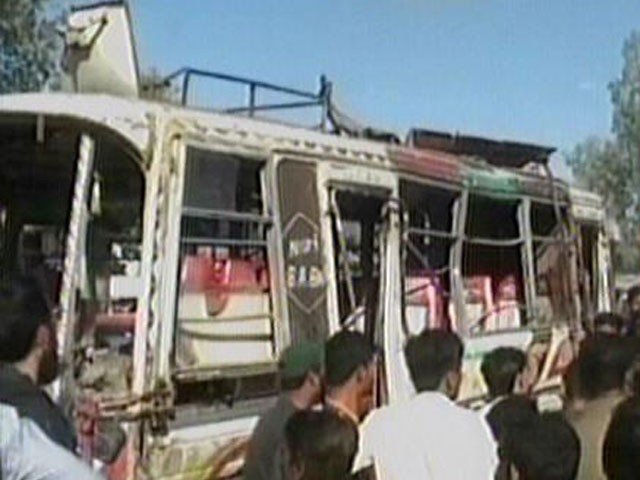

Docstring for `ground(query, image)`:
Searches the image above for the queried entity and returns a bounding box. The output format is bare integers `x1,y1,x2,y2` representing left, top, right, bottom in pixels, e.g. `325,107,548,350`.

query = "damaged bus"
0,3,614,479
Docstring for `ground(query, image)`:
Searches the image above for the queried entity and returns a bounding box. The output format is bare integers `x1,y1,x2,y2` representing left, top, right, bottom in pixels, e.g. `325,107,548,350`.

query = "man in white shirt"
0,404,101,480
355,330,498,480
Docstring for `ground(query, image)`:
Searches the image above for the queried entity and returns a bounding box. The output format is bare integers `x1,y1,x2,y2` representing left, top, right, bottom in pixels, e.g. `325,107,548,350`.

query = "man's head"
603,397,640,480
284,409,358,480
593,312,625,336
501,413,580,480
481,347,527,399
404,329,463,399
578,336,630,399
486,394,538,442
0,278,57,385
324,331,376,419
279,342,325,407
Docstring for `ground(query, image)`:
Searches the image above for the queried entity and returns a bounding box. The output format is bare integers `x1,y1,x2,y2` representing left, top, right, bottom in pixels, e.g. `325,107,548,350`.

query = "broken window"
462,195,525,334
530,202,573,324
578,223,599,316
0,117,78,299
330,189,386,338
400,180,458,333
72,133,145,398
173,148,277,408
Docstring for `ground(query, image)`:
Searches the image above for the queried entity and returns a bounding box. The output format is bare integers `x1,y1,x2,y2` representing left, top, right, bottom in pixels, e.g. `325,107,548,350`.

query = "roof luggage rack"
161,67,334,130
157,67,401,141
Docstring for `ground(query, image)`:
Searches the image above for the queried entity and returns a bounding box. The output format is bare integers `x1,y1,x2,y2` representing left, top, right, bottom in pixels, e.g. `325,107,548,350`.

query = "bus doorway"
0,116,79,304
329,188,388,341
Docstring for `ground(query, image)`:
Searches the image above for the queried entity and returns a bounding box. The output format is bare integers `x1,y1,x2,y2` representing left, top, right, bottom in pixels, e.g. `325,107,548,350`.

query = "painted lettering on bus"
287,264,325,289
288,235,319,259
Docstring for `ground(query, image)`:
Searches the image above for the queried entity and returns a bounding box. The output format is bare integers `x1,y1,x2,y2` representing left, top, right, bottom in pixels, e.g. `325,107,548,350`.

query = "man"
485,394,538,442
567,336,629,479
244,342,324,480
479,347,527,418
284,409,358,480
324,330,377,425
592,312,625,337
0,404,101,480
499,413,580,480
355,329,497,480
0,277,76,451
603,396,640,480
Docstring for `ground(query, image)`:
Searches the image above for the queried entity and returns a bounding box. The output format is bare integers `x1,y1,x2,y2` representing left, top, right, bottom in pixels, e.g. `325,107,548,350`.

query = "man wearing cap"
243,342,325,480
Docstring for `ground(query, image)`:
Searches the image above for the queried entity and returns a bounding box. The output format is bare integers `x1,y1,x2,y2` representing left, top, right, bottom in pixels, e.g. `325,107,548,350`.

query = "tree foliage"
0,0,61,94
566,32,640,272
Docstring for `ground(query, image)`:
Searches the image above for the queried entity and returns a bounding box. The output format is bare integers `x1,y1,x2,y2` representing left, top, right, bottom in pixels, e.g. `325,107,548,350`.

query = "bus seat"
486,275,521,331
463,276,494,325
177,255,273,368
405,275,445,332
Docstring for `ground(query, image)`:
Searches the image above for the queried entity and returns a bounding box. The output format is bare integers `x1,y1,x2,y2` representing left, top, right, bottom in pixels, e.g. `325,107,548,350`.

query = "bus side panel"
277,159,329,344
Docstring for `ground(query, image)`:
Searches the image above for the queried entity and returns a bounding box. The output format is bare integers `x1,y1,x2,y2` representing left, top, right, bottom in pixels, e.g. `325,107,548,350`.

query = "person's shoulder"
0,404,20,448
449,401,495,435
363,402,401,426
18,418,101,479
248,397,291,446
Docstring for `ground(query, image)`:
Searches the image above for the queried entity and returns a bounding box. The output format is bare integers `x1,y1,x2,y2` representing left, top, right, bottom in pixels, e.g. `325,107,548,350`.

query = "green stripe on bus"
468,172,522,194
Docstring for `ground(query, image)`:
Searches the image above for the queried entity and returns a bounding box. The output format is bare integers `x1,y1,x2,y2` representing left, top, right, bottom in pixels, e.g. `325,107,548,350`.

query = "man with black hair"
567,335,629,480
485,394,538,442
500,413,580,480
602,396,640,480
324,330,377,425
354,329,497,479
479,347,527,418
592,312,626,337
244,342,325,480
284,409,358,480
0,277,76,451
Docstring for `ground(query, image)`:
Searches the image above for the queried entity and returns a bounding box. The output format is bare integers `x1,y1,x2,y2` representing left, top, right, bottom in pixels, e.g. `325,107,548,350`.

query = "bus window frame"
154,137,284,409
52,126,150,406
316,161,398,340
171,143,276,378
526,199,576,325
399,178,463,336
460,191,526,337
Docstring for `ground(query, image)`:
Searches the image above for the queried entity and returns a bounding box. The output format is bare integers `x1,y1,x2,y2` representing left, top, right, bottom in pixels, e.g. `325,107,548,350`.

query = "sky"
106,0,640,177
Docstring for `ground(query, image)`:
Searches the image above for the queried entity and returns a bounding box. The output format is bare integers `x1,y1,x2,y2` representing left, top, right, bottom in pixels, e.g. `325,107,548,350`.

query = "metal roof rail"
160,68,334,131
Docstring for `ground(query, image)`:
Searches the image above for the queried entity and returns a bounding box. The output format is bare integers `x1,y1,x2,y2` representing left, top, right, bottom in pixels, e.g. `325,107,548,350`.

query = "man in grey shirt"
243,342,324,480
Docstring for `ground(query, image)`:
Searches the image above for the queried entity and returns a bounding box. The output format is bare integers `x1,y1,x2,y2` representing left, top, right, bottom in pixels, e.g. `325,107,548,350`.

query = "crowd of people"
245,286,640,480
3,276,640,479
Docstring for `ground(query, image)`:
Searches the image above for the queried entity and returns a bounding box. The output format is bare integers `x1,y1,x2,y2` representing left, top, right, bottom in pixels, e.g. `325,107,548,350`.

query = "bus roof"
0,92,571,201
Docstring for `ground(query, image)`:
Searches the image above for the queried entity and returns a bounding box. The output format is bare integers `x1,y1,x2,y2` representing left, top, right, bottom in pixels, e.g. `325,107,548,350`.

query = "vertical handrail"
56,134,95,404
248,84,257,117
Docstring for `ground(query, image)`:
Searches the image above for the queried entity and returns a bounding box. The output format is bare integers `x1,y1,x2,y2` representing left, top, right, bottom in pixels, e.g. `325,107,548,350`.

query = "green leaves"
0,0,61,94
566,31,640,272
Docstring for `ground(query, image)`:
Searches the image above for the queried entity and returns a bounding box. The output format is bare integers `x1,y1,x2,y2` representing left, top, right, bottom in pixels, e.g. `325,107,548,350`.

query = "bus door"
318,163,401,402
328,187,388,338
